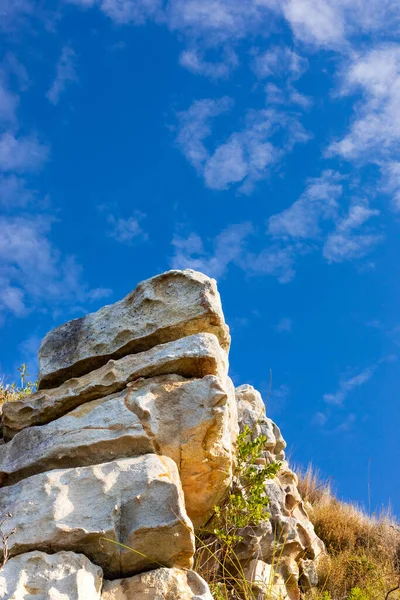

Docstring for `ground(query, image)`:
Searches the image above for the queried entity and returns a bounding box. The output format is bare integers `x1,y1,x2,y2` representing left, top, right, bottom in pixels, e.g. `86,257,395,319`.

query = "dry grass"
298,465,400,600
0,365,36,410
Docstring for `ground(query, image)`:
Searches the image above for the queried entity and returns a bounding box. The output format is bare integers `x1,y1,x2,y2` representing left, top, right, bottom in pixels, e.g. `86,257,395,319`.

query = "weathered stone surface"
38,269,230,389
0,455,195,578
0,391,153,486
125,374,237,527
0,551,103,600
235,384,286,461
3,332,227,439
235,384,324,600
101,567,213,600
244,559,288,599
0,374,237,528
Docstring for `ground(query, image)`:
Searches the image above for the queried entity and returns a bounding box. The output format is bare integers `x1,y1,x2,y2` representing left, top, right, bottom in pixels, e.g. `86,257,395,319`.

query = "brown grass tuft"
298,465,400,600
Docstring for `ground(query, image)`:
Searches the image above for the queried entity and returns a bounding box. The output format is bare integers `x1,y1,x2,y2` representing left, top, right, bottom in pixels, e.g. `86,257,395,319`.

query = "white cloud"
268,170,342,239
108,214,147,243
179,46,238,79
66,0,164,23
243,243,299,283
0,0,34,32
381,161,400,211
171,222,253,279
252,46,308,80
323,204,382,263
171,223,302,284
281,0,400,48
0,132,49,173
47,45,78,105
0,215,111,320
176,96,233,171
267,172,382,267
176,101,309,192
323,364,377,405
328,44,400,210
0,174,35,208
275,317,292,333
167,0,277,44
0,75,18,124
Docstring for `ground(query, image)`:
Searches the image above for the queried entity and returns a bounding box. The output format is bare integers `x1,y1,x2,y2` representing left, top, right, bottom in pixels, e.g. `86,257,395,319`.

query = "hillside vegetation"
299,466,400,600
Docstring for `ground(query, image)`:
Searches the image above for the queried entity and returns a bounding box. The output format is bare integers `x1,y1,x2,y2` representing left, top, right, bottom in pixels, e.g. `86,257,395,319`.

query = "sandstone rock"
101,567,213,600
0,374,237,528
3,332,227,439
0,455,195,578
0,551,103,600
235,384,286,461
299,558,319,591
244,559,288,599
38,269,230,389
0,391,153,486
125,374,237,527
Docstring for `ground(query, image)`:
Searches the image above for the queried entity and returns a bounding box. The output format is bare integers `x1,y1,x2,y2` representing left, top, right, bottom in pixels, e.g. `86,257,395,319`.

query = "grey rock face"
0,551,103,600
3,332,227,439
101,567,214,600
38,269,230,389
0,455,195,578
0,374,237,529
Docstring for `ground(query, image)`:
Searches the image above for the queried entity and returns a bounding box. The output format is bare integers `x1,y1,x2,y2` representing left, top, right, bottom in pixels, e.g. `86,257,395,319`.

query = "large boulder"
235,384,286,461
3,332,227,439
0,551,103,600
38,269,230,389
101,567,213,600
0,374,238,528
0,455,195,578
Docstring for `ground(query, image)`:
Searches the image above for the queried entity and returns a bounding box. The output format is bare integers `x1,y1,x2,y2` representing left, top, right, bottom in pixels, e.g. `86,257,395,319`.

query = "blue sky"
0,0,399,515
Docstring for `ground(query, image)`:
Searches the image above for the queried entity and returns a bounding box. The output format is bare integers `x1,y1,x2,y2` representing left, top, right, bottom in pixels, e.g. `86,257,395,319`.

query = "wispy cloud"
268,170,342,240
323,355,397,406
108,213,147,244
328,44,400,210
175,96,233,172
0,215,111,322
179,47,238,79
171,222,253,279
0,132,49,173
0,0,34,33
323,364,377,406
47,45,78,105
267,171,382,267
66,0,164,24
252,46,308,81
323,204,382,263
176,99,309,193
0,174,36,208
275,317,292,333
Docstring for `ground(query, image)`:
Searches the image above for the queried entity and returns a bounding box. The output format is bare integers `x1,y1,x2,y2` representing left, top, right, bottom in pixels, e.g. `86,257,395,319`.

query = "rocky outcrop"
0,374,236,526
0,269,323,600
0,551,103,599
101,568,214,600
38,270,230,389
235,384,325,599
0,455,194,578
3,332,227,439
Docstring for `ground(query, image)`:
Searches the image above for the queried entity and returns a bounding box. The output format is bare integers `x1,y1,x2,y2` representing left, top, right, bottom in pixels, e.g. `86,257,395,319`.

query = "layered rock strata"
0,269,323,599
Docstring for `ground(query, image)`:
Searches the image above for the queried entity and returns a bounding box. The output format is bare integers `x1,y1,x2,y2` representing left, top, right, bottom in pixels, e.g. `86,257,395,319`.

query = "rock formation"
0,269,323,599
